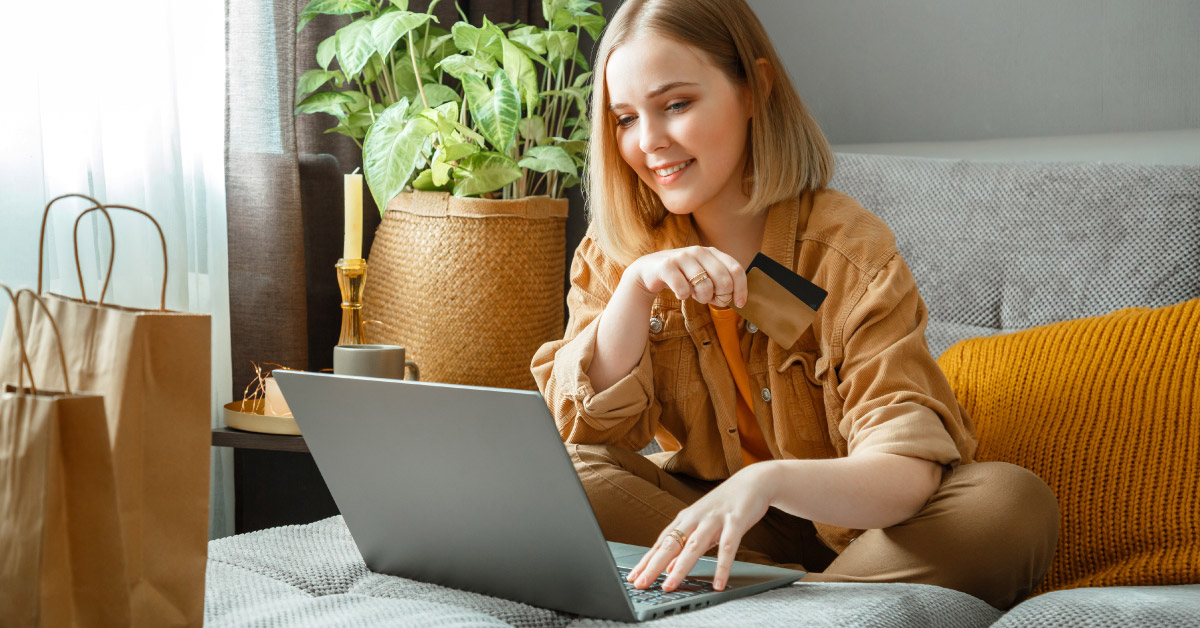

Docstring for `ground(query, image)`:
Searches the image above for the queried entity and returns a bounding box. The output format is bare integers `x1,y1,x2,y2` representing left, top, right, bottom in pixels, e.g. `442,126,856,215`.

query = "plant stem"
408,35,429,110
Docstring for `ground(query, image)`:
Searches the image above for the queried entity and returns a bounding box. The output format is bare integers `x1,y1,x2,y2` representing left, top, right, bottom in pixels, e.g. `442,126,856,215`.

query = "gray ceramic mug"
333,344,420,380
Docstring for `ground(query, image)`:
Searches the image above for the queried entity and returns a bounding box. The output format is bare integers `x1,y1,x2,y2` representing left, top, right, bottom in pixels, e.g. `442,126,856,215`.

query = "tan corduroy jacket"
531,188,979,552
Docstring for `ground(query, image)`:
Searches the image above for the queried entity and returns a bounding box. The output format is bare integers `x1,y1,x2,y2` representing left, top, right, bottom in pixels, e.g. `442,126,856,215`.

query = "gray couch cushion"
990,585,1200,628
829,153,1200,357
205,516,1002,627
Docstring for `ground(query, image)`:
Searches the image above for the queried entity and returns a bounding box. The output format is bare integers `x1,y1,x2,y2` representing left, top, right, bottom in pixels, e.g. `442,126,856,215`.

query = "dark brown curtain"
226,0,597,397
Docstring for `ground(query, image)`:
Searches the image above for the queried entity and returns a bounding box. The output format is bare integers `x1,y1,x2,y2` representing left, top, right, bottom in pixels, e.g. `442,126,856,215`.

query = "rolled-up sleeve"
530,236,661,449
834,253,976,468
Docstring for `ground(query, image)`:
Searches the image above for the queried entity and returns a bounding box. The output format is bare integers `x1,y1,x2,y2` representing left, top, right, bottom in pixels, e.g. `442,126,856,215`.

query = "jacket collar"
674,193,804,334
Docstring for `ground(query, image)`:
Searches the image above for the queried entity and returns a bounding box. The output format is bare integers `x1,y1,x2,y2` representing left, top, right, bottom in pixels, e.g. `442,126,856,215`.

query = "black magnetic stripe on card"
747,253,828,311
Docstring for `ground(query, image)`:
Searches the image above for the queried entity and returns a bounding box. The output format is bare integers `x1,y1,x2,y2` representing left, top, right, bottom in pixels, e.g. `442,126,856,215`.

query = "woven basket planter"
362,191,569,390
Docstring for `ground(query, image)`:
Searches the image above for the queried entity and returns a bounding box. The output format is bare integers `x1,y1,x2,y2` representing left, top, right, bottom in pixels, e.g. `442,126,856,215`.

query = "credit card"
730,253,827,347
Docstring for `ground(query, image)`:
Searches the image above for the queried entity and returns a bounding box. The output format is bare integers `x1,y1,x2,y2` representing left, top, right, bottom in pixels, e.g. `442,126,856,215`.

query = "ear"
755,57,774,99
743,57,775,114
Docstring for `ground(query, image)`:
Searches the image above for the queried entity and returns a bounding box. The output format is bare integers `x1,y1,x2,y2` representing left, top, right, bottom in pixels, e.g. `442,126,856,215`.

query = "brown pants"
569,444,1059,611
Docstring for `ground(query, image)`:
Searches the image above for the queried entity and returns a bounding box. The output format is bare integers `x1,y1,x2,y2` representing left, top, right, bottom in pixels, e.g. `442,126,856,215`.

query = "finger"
712,525,743,591
707,248,747,308
699,248,736,307
659,258,694,302
674,256,711,304
663,523,718,592
628,535,665,581
635,528,688,589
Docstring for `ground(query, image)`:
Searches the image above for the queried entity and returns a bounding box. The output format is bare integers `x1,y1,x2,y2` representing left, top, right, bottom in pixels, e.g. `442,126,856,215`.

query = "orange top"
708,304,773,466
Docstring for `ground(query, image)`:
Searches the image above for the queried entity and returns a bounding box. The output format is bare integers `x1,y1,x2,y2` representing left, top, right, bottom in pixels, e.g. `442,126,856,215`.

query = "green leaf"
370,11,433,58
549,136,586,155
432,149,453,186
442,141,480,162
542,0,569,25
419,31,457,65
553,10,605,39
317,33,339,70
518,145,577,176
297,69,339,101
298,0,374,33
519,115,546,144
436,54,498,79
502,38,539,114
452,22,504,62
335,18,378,78
462,71,520,152
294,91,356,117
363,98,439,211
412,169,446,191
572,70,592,89
452,152,522,197
566,0,602,15
542,87,587,113
420,84,462,110
544,31,577,67
509,27,548,56
390,0,409,9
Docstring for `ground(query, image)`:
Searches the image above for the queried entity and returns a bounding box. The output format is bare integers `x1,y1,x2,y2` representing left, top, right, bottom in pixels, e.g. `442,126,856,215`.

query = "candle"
344,172,363,260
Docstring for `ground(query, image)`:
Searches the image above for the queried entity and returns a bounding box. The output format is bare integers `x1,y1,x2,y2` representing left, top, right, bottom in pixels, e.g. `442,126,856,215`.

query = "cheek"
617,131,645,172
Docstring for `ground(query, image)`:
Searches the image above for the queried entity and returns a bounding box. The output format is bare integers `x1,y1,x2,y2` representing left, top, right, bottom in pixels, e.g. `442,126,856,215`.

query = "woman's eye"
668,100,690,112
617,116,636,128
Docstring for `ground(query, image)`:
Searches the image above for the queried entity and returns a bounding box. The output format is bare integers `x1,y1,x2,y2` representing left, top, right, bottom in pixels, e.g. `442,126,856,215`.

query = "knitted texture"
830,153,1200,358
937,298,1200,594
989,584,1200,628
205,516,1003,627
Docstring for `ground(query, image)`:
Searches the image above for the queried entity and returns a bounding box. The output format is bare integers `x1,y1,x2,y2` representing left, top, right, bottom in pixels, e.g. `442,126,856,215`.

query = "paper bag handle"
1,284,37,394
0,284,73,396
72,205,168,310
37,193,169,310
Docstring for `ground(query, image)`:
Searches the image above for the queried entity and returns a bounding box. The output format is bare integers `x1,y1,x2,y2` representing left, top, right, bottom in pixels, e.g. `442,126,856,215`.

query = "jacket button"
746,322,759,334
761,388,772,403
649,317,663,334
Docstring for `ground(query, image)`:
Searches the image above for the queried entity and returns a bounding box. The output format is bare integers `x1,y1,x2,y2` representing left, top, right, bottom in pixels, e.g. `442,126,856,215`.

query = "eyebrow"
608,81,699,111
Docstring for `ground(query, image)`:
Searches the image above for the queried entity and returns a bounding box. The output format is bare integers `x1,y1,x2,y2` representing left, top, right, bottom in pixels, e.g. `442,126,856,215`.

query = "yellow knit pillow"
937,298,1200,594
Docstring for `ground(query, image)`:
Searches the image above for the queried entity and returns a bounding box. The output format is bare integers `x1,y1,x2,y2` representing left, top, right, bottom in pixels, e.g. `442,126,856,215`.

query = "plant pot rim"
385,191,569,219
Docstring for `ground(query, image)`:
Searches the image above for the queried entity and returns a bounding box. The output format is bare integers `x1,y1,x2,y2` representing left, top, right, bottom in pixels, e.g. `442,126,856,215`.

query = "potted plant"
295,0,602,205
295,0,605,389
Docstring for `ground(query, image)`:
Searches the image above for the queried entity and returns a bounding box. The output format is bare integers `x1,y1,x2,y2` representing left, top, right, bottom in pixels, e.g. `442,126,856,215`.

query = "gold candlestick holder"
336,258,368,345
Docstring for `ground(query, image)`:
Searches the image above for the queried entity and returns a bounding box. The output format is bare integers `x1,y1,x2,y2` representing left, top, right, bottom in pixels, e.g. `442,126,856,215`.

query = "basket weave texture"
362,191,568,390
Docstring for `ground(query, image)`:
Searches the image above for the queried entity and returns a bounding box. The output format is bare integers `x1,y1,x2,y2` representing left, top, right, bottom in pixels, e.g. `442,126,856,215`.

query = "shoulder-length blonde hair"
584,0,834,265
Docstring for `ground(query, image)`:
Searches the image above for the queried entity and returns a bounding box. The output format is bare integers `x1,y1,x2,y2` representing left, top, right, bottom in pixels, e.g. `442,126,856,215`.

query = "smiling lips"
653,159,694,182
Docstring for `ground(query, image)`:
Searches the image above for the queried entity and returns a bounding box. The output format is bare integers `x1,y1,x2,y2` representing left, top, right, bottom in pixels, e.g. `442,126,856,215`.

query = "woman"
530,0,1058,611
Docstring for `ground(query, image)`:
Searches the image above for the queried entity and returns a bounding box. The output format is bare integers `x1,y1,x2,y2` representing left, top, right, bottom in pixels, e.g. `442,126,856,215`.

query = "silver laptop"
273,370,804,622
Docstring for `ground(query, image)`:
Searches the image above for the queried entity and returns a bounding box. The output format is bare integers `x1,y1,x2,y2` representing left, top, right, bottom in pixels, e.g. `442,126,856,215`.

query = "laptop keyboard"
617,567,715,604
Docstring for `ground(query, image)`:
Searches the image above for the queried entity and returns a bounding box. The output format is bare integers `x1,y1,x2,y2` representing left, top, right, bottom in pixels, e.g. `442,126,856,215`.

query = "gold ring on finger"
715,292,733,305
688,271,710,287
667,529,688,549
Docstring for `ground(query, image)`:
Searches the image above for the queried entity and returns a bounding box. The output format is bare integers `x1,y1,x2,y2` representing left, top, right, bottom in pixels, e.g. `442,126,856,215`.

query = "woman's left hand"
626,462,777,592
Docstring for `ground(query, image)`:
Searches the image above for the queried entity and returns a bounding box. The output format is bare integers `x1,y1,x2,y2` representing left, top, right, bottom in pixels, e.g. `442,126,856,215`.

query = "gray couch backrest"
829,153,1200,358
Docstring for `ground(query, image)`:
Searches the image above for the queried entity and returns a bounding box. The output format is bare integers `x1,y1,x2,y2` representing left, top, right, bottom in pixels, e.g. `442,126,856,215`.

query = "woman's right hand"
625,246,748,308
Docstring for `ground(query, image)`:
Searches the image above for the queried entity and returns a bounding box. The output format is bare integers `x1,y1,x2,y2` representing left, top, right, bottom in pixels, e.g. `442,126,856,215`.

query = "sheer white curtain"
0,0,234,538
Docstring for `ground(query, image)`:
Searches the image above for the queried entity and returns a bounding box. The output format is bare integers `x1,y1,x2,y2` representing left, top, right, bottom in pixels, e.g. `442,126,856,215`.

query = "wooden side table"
212,428,339,534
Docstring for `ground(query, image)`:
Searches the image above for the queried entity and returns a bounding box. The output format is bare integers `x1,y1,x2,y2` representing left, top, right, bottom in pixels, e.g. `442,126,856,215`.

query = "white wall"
601,0,1200,163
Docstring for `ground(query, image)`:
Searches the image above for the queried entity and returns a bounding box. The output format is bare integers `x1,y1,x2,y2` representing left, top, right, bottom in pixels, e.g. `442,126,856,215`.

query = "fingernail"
714,578,724,590
736,298,745,307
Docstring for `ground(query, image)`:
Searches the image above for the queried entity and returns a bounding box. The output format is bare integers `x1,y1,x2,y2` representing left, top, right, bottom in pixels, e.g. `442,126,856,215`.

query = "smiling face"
605,35,754,220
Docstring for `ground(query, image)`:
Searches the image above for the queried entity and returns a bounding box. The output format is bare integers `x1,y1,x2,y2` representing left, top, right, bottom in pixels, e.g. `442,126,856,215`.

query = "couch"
205,152,1200,626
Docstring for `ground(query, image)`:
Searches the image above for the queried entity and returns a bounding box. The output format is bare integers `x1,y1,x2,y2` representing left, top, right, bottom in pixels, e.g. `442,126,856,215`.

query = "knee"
567,443,637,476
950,461,1060,557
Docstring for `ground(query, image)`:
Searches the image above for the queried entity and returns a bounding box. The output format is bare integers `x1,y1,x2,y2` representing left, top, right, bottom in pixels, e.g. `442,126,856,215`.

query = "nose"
637,116,669,156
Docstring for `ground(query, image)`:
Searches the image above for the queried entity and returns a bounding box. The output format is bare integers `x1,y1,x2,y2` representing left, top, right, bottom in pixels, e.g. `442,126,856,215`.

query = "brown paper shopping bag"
0,286,132,627
0,195,211,627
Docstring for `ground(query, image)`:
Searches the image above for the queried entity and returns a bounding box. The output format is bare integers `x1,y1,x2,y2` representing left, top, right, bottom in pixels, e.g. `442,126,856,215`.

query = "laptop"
273,371,805,622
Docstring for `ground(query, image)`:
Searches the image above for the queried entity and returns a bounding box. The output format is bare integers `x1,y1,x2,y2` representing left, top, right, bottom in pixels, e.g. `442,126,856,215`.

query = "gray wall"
600,0,1199,148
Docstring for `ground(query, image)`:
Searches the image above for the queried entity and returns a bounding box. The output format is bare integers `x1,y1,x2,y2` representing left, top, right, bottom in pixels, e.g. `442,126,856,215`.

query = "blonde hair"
584,0,834,265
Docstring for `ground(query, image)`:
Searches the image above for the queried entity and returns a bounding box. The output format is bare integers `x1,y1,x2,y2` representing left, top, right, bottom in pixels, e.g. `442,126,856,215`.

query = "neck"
691,205,769,269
